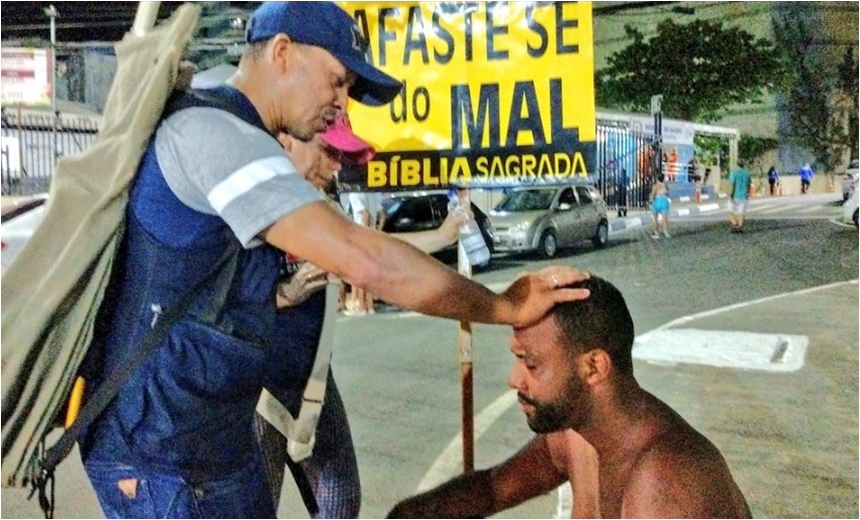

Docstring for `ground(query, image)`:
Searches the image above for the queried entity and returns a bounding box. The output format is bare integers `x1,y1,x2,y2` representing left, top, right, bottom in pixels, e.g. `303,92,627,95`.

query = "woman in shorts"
649,173,670,239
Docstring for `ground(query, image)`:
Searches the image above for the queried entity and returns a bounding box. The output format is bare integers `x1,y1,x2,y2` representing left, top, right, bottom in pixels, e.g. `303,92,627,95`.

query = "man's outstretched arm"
387,435,566,518
263,201,589,328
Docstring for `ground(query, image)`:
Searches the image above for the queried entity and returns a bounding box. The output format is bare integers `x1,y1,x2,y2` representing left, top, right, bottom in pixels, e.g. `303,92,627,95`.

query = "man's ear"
277,132,293,152
269,34,294,72
579,349,612,385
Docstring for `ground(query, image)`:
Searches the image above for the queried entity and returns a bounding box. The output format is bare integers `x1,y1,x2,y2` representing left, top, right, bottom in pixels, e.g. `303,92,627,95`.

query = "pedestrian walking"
649,173,670,239
728,161,752,233
799,163,814,194
767,166,780,196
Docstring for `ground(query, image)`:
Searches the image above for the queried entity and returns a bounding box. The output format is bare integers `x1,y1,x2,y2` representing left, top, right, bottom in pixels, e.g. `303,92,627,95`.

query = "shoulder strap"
255,280,340,459
32,237,241,518
164,86,268,132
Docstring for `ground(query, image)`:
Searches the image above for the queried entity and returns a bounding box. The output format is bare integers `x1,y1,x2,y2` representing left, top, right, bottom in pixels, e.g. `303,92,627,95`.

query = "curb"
609,202,722,233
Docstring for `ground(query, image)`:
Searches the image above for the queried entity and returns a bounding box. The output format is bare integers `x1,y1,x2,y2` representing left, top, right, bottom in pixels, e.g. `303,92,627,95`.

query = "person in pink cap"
261,114,470,518
318,111,376,166
308,113,383,315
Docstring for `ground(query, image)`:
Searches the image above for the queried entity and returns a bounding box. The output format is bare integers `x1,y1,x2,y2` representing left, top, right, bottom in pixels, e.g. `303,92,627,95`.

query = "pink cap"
319,112,375,165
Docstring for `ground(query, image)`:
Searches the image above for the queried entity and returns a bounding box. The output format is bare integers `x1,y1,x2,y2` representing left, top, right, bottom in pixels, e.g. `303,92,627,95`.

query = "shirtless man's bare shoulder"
618,414,752,518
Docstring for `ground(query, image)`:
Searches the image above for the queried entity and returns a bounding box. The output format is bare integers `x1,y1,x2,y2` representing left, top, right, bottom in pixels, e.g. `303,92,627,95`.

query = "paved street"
2,200,857,519
610,192,849,233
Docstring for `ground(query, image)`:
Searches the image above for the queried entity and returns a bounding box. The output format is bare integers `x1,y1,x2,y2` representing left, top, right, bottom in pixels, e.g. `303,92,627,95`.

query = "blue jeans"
84,459,275,518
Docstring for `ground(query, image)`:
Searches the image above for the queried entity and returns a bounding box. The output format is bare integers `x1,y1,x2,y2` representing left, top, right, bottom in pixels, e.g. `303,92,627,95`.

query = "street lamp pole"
44,5,59,164
651,94,663,179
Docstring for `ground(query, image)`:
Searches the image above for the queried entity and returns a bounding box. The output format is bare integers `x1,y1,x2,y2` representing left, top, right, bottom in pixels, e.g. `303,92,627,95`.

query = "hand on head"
503,267,591,329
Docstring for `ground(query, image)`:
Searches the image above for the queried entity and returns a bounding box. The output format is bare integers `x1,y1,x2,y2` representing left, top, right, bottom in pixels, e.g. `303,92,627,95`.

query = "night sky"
1,2,187,43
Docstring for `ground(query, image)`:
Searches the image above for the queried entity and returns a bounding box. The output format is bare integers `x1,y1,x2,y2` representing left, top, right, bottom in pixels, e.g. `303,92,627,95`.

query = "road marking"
829,217,856,228
633,329,808,372
416,279,859,492
755,203,806,214
799,204,827,214
749,203,781,214
676,208,690,217
417,390,519,492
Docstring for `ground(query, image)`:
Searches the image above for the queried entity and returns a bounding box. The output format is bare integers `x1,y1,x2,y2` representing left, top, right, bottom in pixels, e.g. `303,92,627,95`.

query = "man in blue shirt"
799,163,814,194
728,161,752,233
767,166,780,196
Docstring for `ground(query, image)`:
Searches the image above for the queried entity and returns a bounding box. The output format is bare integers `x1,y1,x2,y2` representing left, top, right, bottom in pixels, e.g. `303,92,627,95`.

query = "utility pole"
651,94,663,180
44,4,59,163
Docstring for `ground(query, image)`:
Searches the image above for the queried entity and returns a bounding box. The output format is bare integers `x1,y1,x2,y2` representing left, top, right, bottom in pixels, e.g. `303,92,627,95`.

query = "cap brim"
319,129,372,154
334,51,403,106
344,148,376,166
319,129,375,165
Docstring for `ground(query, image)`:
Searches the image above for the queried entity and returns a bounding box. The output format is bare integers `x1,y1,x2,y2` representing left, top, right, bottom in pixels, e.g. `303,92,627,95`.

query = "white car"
842,158,859,202
1,194,48,275
843,181,858,230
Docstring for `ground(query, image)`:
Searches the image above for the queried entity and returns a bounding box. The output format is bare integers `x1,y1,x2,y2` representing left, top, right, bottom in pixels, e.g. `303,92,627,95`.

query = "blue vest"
81,87,324,482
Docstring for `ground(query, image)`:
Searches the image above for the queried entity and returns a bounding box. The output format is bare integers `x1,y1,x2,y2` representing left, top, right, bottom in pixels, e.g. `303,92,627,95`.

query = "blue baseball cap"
246,1,403,106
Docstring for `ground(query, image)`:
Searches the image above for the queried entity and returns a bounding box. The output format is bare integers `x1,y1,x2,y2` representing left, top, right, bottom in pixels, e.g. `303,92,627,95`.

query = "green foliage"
837,47,859,160
694,135,729,172
19,38,48,49
596,18,785,122
738,135,779,176
695,134,779,178
772,10,855,173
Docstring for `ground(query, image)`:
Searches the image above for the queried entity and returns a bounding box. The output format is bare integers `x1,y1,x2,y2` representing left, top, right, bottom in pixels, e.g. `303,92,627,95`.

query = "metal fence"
1,109,100,196
593,125,661,211
1,115,678,209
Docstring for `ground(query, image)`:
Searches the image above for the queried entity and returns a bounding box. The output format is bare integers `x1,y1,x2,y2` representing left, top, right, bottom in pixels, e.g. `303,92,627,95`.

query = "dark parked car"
381,192,494,268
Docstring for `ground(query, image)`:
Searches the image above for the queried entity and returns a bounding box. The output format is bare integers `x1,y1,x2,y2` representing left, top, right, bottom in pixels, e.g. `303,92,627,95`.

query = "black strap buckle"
28,466,55,519
26,439,56,519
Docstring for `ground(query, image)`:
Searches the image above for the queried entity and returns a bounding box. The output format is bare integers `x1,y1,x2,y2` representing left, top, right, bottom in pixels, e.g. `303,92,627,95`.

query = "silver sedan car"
490,184,609,259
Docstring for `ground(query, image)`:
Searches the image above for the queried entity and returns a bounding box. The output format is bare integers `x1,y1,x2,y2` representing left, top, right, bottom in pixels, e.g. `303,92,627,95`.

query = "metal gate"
1,109,99,196
594,125,661,212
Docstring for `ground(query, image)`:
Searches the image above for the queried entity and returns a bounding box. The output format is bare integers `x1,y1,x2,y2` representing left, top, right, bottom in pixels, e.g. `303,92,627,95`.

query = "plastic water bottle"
447,193,491,267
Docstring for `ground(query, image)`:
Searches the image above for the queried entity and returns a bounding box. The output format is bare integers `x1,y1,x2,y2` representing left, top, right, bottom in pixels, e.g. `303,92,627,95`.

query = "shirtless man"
388,275,751,518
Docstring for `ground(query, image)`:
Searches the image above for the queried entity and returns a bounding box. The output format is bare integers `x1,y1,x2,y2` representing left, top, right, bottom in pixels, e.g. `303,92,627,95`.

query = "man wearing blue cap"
79,2,590,518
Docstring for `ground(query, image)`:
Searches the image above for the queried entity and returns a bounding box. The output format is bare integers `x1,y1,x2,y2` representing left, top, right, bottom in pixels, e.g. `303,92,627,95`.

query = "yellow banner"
339,1,596,191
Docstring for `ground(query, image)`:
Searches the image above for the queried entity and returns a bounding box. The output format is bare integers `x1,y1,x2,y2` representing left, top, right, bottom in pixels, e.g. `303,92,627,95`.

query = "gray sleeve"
154,107,323,247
